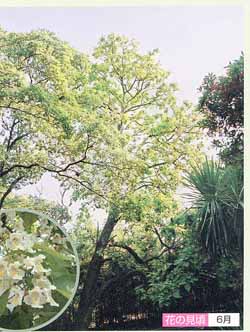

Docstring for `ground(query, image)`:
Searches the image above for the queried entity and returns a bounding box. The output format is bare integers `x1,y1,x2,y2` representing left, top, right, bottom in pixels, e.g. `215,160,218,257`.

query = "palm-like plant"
184,158,243,257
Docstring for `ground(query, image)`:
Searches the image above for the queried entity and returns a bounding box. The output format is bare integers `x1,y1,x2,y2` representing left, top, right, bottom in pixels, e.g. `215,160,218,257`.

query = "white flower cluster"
0,211,61,314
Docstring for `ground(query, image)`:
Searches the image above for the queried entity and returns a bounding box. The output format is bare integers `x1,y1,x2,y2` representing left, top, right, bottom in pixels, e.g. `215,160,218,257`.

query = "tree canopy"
0,28,90,208
198,54,244,164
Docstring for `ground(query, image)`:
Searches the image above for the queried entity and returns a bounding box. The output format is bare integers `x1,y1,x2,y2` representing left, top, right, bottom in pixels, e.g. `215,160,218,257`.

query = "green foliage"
36,243,76,299
216,255,242,290
198,54,243,164
1,30,202,225
184,158,243,256
0,291,9,316
138,225,203,307
18,210,38,231
0,28,90,207
4,194,71,226
70,33,202,219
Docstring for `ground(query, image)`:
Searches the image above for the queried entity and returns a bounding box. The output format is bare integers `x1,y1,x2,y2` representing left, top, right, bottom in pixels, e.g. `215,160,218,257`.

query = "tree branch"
153,227,173,250
8,133,30,151
109,242,169,266
6,118,19,151
0,213,13,233
109,243,146,265
0,176,24,209
0,134,93,177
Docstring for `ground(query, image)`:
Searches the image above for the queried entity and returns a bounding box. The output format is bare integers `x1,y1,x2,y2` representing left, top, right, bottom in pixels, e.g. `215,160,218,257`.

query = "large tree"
198,54,244,164
1,30,202,329
68,34,202,328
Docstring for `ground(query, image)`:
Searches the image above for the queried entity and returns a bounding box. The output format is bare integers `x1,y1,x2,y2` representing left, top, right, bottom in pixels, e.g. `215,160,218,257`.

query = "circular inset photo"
0,208,80,331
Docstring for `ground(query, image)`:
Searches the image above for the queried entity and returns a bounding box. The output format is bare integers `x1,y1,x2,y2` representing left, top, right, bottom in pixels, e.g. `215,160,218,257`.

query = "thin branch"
0,163,40,177
0,135,93,177
0,213,13,233
54,173,109,203
109,243,146,265
0,105,50,122
109,243,169,266
8,133,30,151
124,99,157,113
125,78,137,94
145,247,169,263
153,227,171,249
6,118,19,151
0,176,24,209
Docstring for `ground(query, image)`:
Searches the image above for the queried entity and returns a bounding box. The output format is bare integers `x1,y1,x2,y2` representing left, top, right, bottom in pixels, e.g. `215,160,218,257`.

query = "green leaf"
18,211,38,232
15,306,34,329
35,242,73,265
54,277,74,299
35,243,76,299
0,290,9,316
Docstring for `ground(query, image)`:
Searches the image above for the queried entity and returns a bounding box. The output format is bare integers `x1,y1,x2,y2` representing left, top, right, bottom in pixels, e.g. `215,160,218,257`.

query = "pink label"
162,313,208,327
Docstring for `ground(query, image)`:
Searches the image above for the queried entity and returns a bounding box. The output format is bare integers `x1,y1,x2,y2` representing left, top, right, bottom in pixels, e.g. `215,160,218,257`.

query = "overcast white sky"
0,6,244,217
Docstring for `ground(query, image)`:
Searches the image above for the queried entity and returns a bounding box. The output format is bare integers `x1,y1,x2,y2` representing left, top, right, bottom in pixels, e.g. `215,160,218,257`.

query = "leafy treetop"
198,53,243,164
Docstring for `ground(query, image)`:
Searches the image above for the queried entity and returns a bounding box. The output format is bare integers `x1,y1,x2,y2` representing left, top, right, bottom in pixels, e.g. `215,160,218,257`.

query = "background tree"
179,159,243,326
198,54,243,164
2,192,71,226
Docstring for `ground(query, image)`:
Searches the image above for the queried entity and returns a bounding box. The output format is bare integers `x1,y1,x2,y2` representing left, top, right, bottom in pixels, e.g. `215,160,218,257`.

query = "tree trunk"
75,208,119,330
